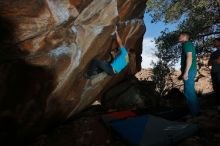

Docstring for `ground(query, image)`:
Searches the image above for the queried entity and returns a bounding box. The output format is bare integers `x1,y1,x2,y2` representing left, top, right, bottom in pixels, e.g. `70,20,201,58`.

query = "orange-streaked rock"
0,0,146,142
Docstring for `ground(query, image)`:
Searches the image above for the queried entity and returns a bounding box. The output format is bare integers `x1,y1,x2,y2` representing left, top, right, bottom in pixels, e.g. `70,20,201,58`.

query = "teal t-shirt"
181,41,197,72
111,46,129,73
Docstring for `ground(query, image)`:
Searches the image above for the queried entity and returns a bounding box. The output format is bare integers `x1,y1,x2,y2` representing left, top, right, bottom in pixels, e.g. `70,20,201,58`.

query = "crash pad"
102,112,198,146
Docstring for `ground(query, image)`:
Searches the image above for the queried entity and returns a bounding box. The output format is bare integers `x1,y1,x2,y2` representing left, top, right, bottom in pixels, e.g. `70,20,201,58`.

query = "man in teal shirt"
85,31,129,79
179,32,199,116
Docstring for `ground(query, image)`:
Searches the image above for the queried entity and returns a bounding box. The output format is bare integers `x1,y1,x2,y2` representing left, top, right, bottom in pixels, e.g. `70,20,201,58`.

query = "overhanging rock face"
0,0,146,136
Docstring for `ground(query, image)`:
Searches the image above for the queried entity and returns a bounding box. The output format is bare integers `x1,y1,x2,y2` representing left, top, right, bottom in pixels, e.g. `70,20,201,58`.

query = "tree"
147,0,220,24
147,0,220,95
152,60,172,96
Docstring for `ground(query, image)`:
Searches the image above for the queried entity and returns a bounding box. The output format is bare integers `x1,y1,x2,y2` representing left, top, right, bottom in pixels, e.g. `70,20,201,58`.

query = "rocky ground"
177,93,220,146
28,106,126,146
27,93,220,146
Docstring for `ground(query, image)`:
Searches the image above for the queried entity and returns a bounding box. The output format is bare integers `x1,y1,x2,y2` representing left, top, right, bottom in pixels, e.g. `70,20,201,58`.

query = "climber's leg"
85,59,115,79
93,59,116,76
85,59,103,79
84,59,115,88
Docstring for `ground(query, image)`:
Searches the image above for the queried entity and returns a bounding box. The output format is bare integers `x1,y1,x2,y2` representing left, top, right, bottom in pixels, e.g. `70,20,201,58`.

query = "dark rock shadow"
0,16,55,145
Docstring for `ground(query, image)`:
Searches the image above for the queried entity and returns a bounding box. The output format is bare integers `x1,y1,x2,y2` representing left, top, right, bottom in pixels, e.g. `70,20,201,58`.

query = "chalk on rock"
111,32,116,39
91,72,108,85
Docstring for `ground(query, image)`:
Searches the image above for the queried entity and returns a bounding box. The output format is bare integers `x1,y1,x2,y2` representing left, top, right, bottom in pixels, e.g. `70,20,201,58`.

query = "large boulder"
0,0,146,143
102,78,160,110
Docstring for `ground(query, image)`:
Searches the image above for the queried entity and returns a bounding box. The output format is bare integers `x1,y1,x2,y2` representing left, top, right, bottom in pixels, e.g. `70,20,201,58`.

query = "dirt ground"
28,94,220,146
29,107,126,146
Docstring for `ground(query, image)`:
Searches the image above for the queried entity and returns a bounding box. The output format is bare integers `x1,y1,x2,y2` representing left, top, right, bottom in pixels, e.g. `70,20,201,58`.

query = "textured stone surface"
0,0,146,143
101,78,159,110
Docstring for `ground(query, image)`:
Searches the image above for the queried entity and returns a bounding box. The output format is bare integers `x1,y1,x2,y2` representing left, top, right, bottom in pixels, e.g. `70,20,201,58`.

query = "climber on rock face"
84,30,129,81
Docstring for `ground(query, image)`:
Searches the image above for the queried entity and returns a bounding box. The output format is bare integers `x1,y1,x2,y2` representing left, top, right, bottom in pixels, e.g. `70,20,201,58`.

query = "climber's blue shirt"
111,46,129,73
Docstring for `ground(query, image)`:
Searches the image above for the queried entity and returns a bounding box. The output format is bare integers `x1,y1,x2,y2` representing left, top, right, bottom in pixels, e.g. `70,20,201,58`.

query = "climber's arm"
115,31,123,49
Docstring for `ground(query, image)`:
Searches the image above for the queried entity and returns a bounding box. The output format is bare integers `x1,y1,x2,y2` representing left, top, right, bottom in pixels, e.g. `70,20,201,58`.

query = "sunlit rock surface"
0,0,146,142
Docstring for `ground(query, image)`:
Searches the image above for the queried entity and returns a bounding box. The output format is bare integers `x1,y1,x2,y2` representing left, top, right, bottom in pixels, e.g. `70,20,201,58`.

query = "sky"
141,13,179,69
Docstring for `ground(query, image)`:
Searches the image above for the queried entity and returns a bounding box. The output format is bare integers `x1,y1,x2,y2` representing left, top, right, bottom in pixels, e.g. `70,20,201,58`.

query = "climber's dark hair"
113,47,119,55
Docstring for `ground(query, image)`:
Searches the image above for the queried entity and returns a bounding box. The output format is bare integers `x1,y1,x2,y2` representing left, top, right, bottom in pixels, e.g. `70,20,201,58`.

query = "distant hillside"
136,67,213,94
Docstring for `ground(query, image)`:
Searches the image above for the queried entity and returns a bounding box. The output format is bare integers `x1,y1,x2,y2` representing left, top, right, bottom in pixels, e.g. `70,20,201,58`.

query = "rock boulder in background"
0,0,146,143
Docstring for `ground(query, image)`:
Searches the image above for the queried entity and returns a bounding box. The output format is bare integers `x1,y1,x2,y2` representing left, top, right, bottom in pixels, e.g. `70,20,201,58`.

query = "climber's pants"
183,69,199,116
86,59,115,78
